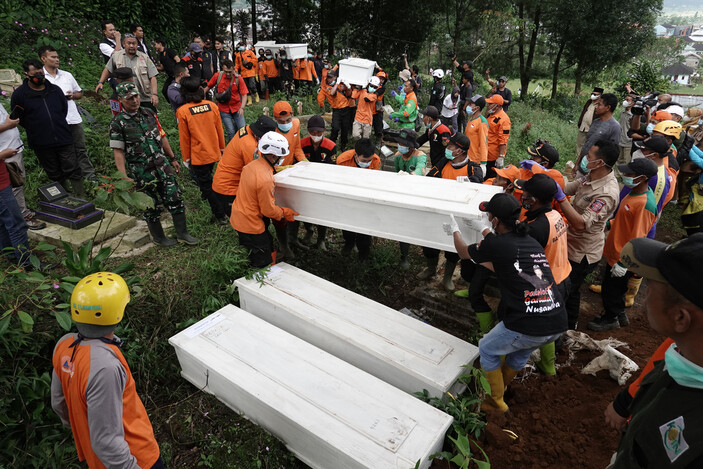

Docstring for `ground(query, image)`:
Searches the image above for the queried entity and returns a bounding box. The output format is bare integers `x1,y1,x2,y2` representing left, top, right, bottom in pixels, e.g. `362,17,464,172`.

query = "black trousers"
565,257,598,329
237,218,273,268
422,246,460,264
162,76,174,103
191,163,225,219
484,160,497,180
459,260,492,312
372,112,384,137
601,263,632,321
342,230,371,257
331,107,351,150
33,144,80,182
214,192,235,217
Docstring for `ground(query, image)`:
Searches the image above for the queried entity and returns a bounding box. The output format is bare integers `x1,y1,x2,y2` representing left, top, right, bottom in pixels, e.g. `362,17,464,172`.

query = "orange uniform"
336,149,381,170
317,84,348,109
212,126,259,196
276,118,307,166
176,100,225,165
257,58,266,80
603,189,657,266
231,156,284,234
234,49,258,78
465,115,488,164
262,59,279,78
486,109,511,162
296,59,317,82
543,210,571,284
351,89,378,125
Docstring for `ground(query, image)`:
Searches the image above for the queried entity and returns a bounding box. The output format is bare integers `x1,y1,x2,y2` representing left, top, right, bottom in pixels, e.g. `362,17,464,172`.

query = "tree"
516,0,540,100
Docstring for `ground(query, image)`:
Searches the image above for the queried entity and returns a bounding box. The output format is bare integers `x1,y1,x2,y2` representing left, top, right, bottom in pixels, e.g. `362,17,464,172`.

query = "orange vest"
336,149,381,170
212,126,259,196
52,335,159,469
234,50,258,78
276,118,307,166
543,210,572,284
176,100,225,165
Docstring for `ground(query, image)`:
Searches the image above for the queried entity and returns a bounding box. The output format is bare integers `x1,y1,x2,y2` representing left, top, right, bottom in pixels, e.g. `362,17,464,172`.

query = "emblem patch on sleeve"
589,198,606,213
659,416,689,462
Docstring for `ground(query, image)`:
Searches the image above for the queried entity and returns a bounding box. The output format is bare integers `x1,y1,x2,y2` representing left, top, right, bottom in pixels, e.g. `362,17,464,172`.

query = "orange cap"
273,101,293,118
651,110,672,122
485,94,504,106
494,164,521,182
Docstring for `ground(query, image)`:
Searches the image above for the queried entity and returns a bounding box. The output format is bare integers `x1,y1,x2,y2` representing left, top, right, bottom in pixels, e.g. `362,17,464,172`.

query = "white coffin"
274,162,502,251
236,263,479,398
169,305,453,469
338,58,377,86
254,41,279,51
278,43,308,60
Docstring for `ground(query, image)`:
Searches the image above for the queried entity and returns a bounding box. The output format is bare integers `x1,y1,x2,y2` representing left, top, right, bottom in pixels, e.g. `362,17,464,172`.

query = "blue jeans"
220,110,246,144
0,185,29,264
479,321,562,372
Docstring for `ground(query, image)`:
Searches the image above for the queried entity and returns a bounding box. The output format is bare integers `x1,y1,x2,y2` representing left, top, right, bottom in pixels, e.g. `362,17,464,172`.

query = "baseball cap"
494,164,521,182
448,132,471,151
422,105,440,119
273,101,293,117
593,87,604,94
485,94,504,106
514,173,558,201
479,193,522,220
395,129,418,148
620,233,703,309
527,140,560,165
398,69,411,82
498,75,508,82
651,110,672,122
616,158,658,179
189,42,202,53
258,131,290,156
307,115,326,132
327,69,338,78
116,82,139,99
633,135,670,155
470,95,486,109
113,67,134,80
249,115,277,138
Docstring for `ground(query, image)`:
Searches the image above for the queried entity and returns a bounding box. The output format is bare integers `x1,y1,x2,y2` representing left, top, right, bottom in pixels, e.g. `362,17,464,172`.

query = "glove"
554,184,566,202
480,163,487,177
281,207,299,222
275,165,294,172
442,214,460,236
390,90,397,98
397,170,410,176
397,84,404,91
520,159,542,171
393,117,400,122
464,216,492,233
611,262,627,278
496,157,505,168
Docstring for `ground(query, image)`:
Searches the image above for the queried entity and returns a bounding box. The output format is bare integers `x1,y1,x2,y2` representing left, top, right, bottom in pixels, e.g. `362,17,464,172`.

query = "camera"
631,92,659,116
446,51,456,59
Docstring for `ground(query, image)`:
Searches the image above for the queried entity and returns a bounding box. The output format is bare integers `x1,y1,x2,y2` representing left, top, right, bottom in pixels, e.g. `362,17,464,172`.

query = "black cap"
113,67,134,80
327,69,338,78
620,233,703,309
514,173,558,201
250,115,277,138
307,115,326,132
422,105,440,119
527,140,560,165
617,158,658,179
470,94,486,109
633,135,670,155
479,193,522,220
396,129,418,148
448,132,471,151
593,87,604,94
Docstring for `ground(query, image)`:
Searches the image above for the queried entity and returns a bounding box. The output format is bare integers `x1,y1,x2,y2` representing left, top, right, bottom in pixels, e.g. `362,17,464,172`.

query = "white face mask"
631,149,646,160
311,135,323,142
622,100,631,108
591,94,598,101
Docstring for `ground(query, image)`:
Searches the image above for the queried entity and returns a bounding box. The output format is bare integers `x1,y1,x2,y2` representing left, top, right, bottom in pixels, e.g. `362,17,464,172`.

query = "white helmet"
368,76,381,87
432,69,445,79
258,131,290,156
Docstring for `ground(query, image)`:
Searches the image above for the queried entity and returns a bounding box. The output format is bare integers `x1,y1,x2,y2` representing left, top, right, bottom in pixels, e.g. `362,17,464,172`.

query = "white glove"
335,77,341,85
480,163,487,176
442,214,460,236
464,217,492,233
611,263,628,278
397,170,410,176
495,157,505,169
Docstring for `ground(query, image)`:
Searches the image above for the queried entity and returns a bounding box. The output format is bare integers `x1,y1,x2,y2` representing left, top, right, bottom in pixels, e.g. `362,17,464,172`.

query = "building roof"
662,63,695,76
661,23,676,29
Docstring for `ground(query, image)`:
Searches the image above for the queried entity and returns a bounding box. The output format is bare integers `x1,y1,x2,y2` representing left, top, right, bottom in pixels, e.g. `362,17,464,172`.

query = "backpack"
214,71,239,104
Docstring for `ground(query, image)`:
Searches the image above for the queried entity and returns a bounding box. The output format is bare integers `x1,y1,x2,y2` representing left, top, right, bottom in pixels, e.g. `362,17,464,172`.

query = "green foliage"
617,61,671,97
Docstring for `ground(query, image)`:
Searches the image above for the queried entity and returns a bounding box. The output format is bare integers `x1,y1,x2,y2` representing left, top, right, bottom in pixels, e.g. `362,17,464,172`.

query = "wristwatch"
97,81,103,84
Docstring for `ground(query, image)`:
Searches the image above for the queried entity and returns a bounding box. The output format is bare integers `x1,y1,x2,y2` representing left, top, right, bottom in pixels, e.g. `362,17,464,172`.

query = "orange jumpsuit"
212,126,259,196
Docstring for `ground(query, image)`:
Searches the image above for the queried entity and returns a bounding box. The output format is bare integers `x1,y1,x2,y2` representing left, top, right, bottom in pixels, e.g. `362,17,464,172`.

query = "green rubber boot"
535,341,556,376
454,289,469,298
475,311,494,334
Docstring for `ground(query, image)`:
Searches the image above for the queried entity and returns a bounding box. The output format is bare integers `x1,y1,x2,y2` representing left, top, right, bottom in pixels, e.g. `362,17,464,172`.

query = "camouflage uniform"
109,108,185,222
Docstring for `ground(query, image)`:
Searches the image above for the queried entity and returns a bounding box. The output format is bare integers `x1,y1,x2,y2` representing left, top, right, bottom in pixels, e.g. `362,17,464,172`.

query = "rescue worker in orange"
176,76,227,224
230,131,299,267
51,272,164,469
485,94,511,179
234,41,258,105
351,77,380,139
317,69,353,150
212,115,277,216
295,54,318,93
464,95,489,175
261,49,279,96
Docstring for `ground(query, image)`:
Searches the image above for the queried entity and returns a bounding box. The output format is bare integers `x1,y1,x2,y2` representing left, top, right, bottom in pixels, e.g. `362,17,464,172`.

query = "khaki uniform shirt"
564,170,620,264
579,102,596,132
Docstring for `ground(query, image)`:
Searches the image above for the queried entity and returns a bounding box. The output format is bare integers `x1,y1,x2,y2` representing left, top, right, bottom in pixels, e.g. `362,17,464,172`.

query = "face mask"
590,94,598,101
580,156,592,174
277,157,285,166
307,54,313,58
281,55,287,59
238,46,245,51
278,122,293,132
398,145,410,154
445,149,455,160
357,158,371,168
487,107,496,115
311,135,323,142
324,64,330,69
646,123,655,135
368,86,376,93
265,55,272,59
631,149,645,160
621,175,641,188
465,106,474,117
29,73,45,86
622,100,631,108
665,344,703,389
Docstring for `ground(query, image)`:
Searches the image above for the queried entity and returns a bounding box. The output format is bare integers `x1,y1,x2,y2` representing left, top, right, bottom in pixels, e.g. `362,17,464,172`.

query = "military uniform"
109,108,184,222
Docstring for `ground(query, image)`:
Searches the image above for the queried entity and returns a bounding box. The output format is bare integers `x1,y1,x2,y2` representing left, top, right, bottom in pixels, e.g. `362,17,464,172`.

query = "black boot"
146,220,177,247
172,213,199,245
275,225,295,260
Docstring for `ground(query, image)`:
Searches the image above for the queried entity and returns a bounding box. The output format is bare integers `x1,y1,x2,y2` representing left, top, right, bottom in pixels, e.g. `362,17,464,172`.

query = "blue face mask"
307,54,313,59
278,122,293,132
445,149,455,160
357,158,371,168
466,106,474,117
265,55,272,59
398,145,410,154
665,344,703,389
238,46,245,52
621,175,640,188
580,157,591,174
646,123,655,135
368,86,376,93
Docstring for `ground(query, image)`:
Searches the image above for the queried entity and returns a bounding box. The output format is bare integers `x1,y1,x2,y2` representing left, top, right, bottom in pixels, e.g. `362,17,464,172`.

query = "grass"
670,81,703,95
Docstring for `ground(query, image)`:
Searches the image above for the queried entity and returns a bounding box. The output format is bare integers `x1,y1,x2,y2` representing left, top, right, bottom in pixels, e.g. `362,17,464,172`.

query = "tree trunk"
551,39,566,100
326,0,337,56
517,1,526,99
574,61,583,96
251,0,257,43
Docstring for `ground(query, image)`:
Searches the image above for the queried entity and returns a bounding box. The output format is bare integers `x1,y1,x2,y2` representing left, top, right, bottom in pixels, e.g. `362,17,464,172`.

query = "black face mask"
29,73,46,86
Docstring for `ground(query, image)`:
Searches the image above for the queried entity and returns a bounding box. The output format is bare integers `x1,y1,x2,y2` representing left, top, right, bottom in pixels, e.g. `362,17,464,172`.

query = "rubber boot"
454,289,469,298
146,220,177,247
481,369,509,412
289,222,309,250
275,225,295,260
247,95,253,106
302,227,314,245
70,178,86,198
265,90,270,100
475,312,494,334
625,277,643,308
399,243,410,270
172,213,199,245
443,260,457,291
417,256,438,280
501,364,520,391
255,93,260,103
535,341,556,376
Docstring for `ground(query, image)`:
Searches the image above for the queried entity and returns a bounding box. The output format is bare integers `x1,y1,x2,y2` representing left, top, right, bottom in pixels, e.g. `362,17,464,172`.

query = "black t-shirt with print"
468,231,567,336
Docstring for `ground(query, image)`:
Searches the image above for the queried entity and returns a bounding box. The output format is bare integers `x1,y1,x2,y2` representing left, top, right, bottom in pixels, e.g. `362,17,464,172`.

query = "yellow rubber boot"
625,277,643,308
481,369,508,412
255,93,260,103
247,95,253,106
501,364,520,391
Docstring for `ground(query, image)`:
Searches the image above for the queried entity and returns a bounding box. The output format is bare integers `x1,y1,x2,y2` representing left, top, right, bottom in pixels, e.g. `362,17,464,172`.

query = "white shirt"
441,94,458,118
43,67,82,124
0,104,23,151
99,39,116,59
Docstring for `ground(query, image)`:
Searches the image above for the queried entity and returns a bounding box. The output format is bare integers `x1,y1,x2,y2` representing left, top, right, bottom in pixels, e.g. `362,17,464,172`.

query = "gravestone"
35,182,103,230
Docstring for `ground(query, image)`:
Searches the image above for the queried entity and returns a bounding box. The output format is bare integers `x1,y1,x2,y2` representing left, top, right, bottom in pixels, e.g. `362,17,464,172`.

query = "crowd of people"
1,20,703,469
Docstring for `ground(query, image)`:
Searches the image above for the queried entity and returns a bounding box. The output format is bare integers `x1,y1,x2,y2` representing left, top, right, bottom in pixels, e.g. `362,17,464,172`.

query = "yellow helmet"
71,272,130,329
653,120,682,139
